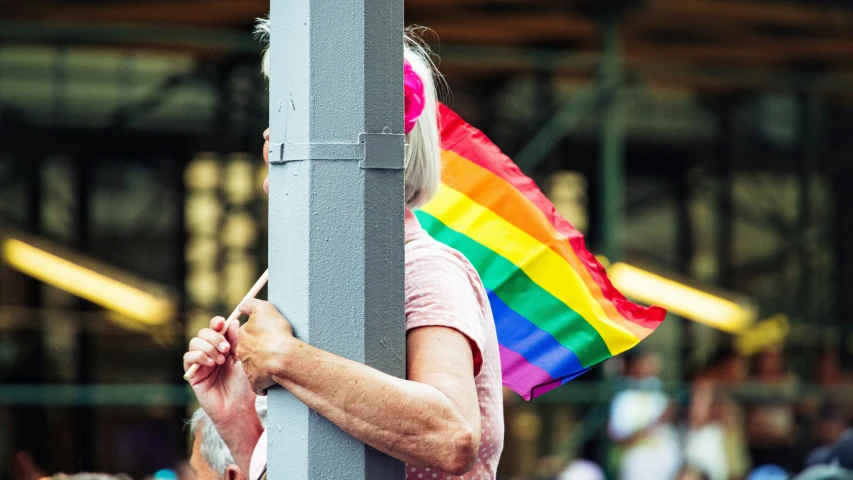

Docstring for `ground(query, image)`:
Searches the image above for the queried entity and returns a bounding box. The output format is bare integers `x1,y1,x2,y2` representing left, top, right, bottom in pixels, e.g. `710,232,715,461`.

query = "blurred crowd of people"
12,398,270,480
13,344,853,480
539,345,853,480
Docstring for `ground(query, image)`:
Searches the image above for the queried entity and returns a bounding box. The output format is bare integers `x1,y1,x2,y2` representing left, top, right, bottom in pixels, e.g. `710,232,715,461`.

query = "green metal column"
797,89,822,324
716,98,735,291
598,19,626,262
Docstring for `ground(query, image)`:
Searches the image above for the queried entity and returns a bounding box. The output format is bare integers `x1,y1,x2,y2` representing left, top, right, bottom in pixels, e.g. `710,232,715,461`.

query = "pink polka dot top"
403,209,504,480
248,210,504,480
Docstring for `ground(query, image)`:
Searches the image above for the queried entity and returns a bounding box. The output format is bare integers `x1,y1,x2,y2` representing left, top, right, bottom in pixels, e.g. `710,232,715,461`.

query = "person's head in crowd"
701,346,748,383
556,459,605,480
677,464,711,480
48,475,133,480
793,465,853,480
189,408,246,480
817,404,848,446
831,433,853,471
754,345,788,381
607,388,671,441
747,465,789,480
621,347,661,381
807,444,839,470
816,347,844,386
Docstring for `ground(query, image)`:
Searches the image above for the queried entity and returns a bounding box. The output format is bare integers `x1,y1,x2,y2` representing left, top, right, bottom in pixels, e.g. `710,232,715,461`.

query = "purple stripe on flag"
499,344,556,401
489,290,585,377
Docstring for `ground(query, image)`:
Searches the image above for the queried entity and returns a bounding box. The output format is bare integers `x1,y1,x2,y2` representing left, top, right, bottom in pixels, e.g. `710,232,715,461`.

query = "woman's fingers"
183,315,235,376
209,316,226,332
189,337,225,365
205,316,237,352
183,350,216,371
198,328,231,355
183,316,233,372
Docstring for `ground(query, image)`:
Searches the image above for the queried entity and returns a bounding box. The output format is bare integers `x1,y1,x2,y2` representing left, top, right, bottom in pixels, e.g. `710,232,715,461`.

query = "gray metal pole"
266,1,405,479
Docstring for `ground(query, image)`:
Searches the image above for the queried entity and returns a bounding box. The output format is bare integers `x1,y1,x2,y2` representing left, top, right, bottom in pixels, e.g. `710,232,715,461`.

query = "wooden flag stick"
184,269,269,381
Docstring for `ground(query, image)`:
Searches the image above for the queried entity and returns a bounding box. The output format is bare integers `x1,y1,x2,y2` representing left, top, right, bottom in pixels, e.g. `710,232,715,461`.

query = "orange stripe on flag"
439,149,654,338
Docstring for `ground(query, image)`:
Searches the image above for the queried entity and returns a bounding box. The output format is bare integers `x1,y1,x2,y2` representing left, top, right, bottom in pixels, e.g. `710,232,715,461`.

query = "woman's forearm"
265,338,480,474
215,411,264,474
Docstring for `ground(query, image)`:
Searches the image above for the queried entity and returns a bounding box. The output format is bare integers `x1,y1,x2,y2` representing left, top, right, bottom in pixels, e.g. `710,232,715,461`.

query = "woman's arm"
183,316,263,473
236,300,481,475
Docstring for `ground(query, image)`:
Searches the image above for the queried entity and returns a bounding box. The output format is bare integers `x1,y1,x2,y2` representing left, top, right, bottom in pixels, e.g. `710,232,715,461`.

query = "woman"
182,24,504,480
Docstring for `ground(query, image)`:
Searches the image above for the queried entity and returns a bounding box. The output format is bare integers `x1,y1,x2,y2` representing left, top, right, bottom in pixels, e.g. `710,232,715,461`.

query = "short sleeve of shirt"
405,240,487,375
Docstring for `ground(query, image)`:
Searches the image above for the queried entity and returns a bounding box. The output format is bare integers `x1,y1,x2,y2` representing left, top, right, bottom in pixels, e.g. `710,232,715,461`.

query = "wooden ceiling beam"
645,0,853,29
624,14,763,43
420,12,596,45
2,0,853,85
626,38,853,66
405,0,566,10
5,0,268,27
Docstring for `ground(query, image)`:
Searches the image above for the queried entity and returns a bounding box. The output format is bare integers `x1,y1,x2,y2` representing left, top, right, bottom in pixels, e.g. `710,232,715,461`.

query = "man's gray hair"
190,408,237,476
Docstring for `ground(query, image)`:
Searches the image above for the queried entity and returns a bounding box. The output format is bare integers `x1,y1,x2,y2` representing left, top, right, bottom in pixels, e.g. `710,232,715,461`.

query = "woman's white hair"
255,18,442,209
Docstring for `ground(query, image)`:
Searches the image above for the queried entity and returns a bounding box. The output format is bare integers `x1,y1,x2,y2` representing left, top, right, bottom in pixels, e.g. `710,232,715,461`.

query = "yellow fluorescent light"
3,238,173,325
609,262,755,333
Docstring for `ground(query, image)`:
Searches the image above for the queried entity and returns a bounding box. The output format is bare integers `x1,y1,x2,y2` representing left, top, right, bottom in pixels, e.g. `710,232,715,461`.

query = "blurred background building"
2,0,853,479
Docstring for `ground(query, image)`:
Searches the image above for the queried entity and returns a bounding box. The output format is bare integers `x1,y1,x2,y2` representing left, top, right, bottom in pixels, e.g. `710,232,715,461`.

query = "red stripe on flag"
438,103,666,329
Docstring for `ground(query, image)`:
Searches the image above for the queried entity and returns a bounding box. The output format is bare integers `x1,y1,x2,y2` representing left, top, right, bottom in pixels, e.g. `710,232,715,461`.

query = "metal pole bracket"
270,133,405,170
271,142,361,164
359,132,405,170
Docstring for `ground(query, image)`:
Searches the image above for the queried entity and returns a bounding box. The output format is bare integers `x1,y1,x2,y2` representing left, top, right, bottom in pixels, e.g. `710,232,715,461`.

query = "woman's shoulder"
405,235,490,311
404,234,492,362
405,234,478,277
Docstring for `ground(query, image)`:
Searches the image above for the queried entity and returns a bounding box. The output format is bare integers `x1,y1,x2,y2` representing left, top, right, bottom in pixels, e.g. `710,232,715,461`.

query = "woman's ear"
225,465,247,480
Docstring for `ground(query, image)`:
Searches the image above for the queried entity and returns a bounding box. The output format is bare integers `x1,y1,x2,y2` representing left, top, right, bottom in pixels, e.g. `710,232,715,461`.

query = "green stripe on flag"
416,211,612,366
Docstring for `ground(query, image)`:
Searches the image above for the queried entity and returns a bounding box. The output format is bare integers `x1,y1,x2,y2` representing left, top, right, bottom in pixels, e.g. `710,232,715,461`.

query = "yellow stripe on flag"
422,184,641,351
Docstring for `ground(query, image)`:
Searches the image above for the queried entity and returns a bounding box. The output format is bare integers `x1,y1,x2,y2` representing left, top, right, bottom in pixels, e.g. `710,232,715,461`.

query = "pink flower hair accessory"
404,59,425,134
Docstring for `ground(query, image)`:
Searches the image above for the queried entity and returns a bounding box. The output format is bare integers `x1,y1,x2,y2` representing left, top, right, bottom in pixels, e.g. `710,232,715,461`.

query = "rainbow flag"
416,104,667,400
